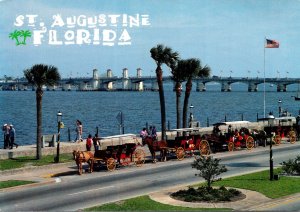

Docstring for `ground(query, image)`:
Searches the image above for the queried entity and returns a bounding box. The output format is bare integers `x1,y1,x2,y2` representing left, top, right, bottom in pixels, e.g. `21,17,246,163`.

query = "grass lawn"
85,168,300,211
212,169,300,199
0,153,73,171
0,180,36,189
84,196,231,211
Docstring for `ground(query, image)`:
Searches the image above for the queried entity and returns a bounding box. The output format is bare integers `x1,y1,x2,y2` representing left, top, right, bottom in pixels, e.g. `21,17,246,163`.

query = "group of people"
2,124,18,149
139,125,157,141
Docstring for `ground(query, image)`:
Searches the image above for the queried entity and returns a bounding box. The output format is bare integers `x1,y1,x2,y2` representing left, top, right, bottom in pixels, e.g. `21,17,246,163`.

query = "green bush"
280,155,300,175
171,186,241,202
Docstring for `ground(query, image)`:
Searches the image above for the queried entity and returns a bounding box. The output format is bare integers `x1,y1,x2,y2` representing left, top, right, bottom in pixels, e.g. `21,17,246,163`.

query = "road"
0,144,299,211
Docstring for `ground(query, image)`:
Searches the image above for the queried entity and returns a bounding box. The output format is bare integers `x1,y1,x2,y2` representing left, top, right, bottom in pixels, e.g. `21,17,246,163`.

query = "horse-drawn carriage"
73,134,145,174
260,116,298,145
93,134,145,171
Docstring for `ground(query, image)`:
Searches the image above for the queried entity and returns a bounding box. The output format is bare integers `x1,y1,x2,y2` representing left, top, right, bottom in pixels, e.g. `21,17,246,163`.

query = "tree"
182,59,210,128
171,59,187,129
24,64,61,159
9,30,21,45
150,44,179,141
192,156,227,190
20,30,32,45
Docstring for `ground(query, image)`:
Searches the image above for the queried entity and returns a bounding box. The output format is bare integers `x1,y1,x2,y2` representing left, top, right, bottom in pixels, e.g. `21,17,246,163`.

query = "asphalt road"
0,144,299,211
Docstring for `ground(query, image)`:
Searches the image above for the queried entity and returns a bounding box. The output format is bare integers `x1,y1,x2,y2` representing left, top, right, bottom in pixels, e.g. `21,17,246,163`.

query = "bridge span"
1,68,300,92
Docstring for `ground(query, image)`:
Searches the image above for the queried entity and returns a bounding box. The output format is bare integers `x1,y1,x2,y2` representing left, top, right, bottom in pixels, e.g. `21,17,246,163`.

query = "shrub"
280,155,300,175
191,156,227,190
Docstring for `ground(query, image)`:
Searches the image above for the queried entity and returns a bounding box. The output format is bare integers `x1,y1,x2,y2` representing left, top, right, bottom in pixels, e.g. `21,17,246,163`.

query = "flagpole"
264,37,266,118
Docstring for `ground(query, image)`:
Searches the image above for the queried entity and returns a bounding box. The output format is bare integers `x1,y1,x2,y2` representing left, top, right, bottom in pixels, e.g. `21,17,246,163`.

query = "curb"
0,161,75,176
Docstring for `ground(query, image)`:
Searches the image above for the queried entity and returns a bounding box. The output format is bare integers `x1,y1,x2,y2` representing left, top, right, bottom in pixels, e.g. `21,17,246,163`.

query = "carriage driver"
139,128,148,142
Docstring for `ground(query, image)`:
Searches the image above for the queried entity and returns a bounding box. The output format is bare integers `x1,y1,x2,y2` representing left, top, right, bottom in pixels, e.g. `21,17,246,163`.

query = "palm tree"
9,30,21,45
171,59,188,129
150,44,179,141
20,30,32,44
182,59,210,128
24,64,61,159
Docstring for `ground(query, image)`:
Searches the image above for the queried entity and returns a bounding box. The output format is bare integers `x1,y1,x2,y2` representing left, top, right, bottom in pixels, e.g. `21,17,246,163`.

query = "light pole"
189,104,194,127
54,111,62,163
267,112,275,181
278,99,282,117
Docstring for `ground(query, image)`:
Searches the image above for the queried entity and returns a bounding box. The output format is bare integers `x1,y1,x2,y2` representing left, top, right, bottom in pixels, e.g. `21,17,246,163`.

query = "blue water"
1,83,300,145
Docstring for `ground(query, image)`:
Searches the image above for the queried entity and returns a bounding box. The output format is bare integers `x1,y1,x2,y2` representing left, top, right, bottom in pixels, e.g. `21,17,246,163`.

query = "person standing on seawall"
2,124,10,149
9,124,18,149
75,120,83,142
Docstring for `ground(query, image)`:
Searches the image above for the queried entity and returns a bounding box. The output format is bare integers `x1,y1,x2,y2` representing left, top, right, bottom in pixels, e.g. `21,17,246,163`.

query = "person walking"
2,124,10,149
9,124,18,149
75,120,83,142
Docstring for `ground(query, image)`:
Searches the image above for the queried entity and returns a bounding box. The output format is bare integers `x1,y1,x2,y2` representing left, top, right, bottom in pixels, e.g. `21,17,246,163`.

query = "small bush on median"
171,186,242,202
280,155,300,175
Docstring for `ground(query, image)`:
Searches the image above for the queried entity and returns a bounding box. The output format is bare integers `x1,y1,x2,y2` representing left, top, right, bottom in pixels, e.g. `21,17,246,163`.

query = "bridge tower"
196,81,206,92
92,69,99,90
248,83,258,92
221,82,231,92
107,69,114,90
277,83,287,92
135,68,144,91
122,68,130,90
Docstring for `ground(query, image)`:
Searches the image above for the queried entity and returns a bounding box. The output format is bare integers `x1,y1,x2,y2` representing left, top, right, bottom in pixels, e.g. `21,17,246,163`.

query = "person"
93,133,100,151
151,126,157,140
86,134,92,151
139,128,148,140
9,124,18,149
2,124,10,149
75,120,83,142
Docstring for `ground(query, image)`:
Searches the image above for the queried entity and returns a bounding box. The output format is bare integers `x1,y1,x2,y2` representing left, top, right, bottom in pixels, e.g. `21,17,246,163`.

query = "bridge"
1,68,300,92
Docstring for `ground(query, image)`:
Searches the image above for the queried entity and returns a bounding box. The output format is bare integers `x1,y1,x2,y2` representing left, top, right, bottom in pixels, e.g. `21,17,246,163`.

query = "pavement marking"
68,185,115,196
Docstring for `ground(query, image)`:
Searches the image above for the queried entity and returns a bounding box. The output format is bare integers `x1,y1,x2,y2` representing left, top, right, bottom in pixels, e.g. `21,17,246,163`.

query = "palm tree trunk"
156,66,166,141
36,88,43,160
175,82,182,129
182,78,192,128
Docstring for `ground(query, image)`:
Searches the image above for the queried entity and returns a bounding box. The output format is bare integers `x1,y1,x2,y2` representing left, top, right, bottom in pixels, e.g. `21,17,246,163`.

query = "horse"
72,150,94,175
143,136,167,162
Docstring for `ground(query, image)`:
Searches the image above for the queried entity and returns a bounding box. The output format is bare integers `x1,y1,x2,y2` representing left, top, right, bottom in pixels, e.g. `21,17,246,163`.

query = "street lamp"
278,99,282,117
189,104,194,127
54,111,62,163
267,112,275,181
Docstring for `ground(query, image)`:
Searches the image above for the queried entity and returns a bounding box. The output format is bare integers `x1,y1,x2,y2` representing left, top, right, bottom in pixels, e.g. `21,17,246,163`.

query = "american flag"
265,39,279,48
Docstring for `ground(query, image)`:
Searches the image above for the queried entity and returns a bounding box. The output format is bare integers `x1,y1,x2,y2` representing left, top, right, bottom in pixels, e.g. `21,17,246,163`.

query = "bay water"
1,83,299,146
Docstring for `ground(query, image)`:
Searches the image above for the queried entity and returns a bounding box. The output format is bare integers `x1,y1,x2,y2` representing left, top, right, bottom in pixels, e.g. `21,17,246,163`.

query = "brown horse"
143,137,167,162
73,150,94,175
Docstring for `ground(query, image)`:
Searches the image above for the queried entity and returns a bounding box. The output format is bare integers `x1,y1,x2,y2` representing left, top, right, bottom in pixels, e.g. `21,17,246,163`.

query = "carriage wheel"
246,136,255,150
228,141,234,152
273,135,281,146
289,131,296,144
106,158,116,171
199,140,210,156
133,149,145,167
176,147,185,161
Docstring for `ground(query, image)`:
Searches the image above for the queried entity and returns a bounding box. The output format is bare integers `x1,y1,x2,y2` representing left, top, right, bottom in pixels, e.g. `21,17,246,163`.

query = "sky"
1,0,300,79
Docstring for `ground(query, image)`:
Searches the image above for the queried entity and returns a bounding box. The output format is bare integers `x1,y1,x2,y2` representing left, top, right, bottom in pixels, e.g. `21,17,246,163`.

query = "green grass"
212,169,300,199
0,153,73,171
0,180,36,189
84,196,231,211
85,168,300,211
